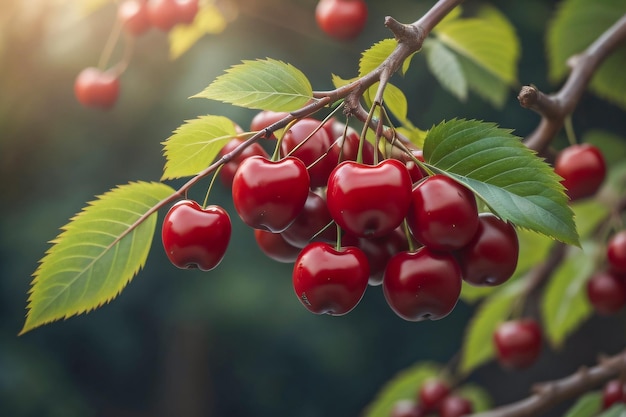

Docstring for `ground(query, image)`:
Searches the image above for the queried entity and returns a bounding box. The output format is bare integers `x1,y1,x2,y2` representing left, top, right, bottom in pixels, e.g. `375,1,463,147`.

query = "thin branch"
521,14,626,153
469,348,626,417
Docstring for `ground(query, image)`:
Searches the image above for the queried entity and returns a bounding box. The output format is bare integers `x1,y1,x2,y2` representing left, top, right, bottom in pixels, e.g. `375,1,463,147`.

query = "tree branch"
469,348,626,417
521,14,626,153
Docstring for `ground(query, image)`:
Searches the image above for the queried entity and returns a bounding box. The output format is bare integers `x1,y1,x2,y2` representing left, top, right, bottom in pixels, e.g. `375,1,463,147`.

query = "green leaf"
562,392,601,417
423,38,468,102
359,39,416,77
456,52,510,108
161,115,238,180
542,243,596,349
598,403,626,417
424,119,578,246
547,0,626,111
459,279,526,375
396,123,427,150
21,181,175,334
193,58,313,111
363,362,441,417
455,383,492,412
571,199,610,239
364,82,409,123
168,4,228,59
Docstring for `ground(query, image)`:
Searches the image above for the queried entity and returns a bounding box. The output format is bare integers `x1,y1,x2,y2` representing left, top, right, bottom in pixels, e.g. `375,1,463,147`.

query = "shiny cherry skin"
254,229,301,263
493,319,542,370
281,191,336,248
315,0,368,41
383,247,462,321
607,230,626,274
407,174,479,251
439,395,474,417
218,137,269,187
586,271,626,315
281,118,334,188
74,67,120,110
147,0,180,31
602,379,626,410
327,159,412,238
250,110,290,139
161,200,231,271
418,379,451,412
232,156,310,233
292,242,369,315
118,0,151,36
457,213,519,286
554,143,606,201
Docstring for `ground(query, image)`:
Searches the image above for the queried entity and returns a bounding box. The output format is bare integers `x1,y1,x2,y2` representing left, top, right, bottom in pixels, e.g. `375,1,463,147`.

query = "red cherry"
326,159,412,238
74,67,120,110
457,213,519,286
118,0,151,36
439,395,474,417
407,175,479,251
554,143,606,201
493,319,542,370
254,230,301,263
586,271,626,315
602,379,626,410
175,0,199,24
607,230,626,274
292,242,370,315
281,118,334,188
161,200,231,271
315,0,368,41
383,247,462,321
390,400,426,417
418,379,451,412
231,156,310,233
398,149,427,183
281,191,336,248
250,110,290,139
218,138,269,187
147,0,180,31
326,125,379,166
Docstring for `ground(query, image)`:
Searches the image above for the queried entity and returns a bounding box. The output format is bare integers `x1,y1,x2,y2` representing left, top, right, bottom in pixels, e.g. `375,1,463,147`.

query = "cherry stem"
98,14,124,72
202,165,223,209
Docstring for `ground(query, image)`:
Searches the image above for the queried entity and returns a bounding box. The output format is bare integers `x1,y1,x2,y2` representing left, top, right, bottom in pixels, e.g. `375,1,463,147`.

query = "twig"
520,14,626,154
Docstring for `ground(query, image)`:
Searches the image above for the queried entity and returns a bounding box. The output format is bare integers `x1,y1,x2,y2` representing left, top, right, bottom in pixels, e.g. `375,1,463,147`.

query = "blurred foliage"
2,1,626,416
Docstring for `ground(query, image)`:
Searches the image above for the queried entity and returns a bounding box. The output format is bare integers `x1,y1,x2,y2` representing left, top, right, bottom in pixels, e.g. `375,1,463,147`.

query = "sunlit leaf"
547,0,626,110
364,82,409,123
161,115,238,180
169,4,228,59
456,52,510,108
542,243,596,349
360,39,397,77
194,58,313,111
363,362,441,417
562,392,601,417
423,38,468,101
21,181,175,334
424,119,578,245
459,279,526,375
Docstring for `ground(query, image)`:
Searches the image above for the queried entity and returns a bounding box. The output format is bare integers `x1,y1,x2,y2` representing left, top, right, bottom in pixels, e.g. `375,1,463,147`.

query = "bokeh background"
2,1,626,416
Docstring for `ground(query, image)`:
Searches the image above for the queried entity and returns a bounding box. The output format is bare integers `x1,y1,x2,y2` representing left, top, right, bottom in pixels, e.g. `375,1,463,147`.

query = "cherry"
315,0,368,41
418,378,450,412
254,230,301,263
383,247,462,321
231,156,310,233
602,379,626,410
407,174,479,251
250,110,290,139
147,0,180,31
554,143,606,201
457,213,519,286
161,200,231,271
493,319,542,369
281,118,334,188
607,230,626,274
326,125,379,166
175,0,199,24
439,395,474,417
398,149,427,183
74,67,120,110
292,242,369,315
281,191,336,249
118,0,151,36
390,400,426,417
586,271,626,315
326,159,412,238
218,138,269,187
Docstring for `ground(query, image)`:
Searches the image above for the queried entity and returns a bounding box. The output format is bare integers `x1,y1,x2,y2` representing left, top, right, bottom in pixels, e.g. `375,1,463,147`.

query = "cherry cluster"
390,379,473,417
74,0,199,110
587,230,626,315
161,113,521,322
602,378,626,410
